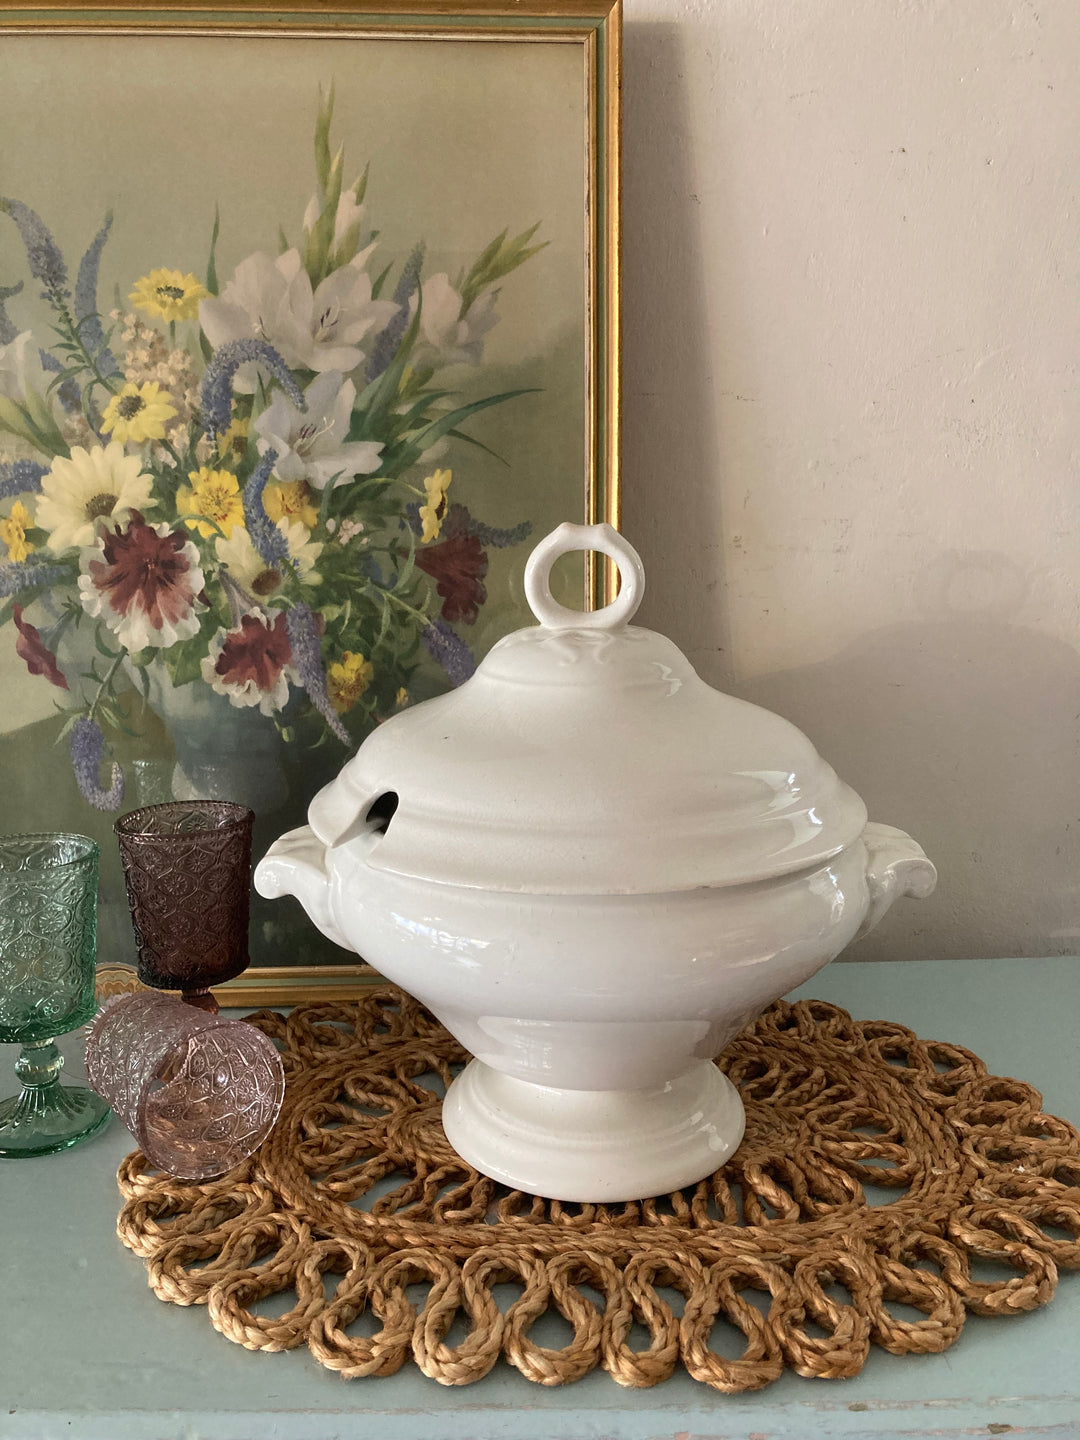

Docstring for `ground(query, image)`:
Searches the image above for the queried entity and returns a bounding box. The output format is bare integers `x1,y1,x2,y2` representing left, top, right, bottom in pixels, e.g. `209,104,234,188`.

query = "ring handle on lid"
524,522,645,630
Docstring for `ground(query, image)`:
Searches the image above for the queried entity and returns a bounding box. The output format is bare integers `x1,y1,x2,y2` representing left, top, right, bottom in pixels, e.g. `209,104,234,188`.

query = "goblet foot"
0,1040,110,1157
179,987,219,1014
441,1057,746,1203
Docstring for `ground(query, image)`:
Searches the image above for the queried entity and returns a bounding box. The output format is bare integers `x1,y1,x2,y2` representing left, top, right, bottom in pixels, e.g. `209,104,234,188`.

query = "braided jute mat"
114,985,1080,1392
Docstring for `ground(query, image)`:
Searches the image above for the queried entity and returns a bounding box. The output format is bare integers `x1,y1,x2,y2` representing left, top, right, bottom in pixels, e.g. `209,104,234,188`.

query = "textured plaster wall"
620,0,1079,959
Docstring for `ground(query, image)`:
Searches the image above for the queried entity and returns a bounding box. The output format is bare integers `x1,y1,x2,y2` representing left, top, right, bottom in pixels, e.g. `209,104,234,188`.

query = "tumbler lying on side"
85,991,284,1180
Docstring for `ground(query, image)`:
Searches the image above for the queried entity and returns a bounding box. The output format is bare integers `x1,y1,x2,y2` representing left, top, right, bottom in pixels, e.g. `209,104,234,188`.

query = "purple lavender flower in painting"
74,215,120,378
0,558,70,598
242,448,290,569
422,617,476,688
285,603,350,745
74,216,111,322
0,280,22,346
201,338,305,436
53,377,82,414
0,198,70,305
0,459,47,501
69,715,124,811
366,242,425,383
463,516,532,549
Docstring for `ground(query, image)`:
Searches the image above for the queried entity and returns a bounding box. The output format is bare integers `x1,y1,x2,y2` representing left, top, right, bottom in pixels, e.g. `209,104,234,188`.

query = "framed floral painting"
0,0,621,1001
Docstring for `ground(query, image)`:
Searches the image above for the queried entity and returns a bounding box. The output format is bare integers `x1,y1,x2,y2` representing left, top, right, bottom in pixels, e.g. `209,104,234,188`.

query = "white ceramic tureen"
256,523,936,1203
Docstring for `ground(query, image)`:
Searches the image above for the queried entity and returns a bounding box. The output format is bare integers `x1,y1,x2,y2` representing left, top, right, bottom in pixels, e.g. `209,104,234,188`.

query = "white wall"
621,0,1080,960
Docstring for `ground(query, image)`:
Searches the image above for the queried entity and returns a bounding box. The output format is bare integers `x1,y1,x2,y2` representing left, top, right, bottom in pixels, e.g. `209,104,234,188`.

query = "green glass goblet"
0,833,110,1157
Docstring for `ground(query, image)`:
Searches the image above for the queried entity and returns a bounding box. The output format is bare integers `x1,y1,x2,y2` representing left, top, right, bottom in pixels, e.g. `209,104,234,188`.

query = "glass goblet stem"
0,1038,110,1157
181,987,219,1015
17,1036,66,1087
10,1039,83,1123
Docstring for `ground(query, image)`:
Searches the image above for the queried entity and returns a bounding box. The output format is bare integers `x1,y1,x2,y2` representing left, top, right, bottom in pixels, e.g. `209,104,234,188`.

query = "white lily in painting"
411,273,500,368
253,370,384,490
200,249,397,385
0,330,50,404
199,251,299,390
298,253,398,372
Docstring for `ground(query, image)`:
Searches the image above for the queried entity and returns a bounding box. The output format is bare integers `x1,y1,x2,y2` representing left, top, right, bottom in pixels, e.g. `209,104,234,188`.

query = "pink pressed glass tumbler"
85,991,284,1179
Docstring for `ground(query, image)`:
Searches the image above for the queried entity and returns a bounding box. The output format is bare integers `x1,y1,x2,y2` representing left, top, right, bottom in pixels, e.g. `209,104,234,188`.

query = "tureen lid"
308,523,868,894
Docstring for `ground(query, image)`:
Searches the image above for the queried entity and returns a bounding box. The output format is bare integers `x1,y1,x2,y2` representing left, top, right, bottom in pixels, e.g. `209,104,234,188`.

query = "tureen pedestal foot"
441,1058,746,1204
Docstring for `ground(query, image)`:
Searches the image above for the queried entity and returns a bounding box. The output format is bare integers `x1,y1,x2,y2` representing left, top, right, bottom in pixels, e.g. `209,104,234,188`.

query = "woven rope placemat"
115,986,1080,1391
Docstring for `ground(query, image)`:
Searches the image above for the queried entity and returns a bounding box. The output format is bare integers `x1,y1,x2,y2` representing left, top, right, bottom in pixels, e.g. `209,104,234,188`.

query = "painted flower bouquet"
0,89,540,811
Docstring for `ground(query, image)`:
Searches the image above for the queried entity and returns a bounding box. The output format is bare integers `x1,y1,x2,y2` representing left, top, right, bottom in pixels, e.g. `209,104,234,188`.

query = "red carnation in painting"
415,504,489,625
77,511,205,651
12,605,68,689
200,610,297,716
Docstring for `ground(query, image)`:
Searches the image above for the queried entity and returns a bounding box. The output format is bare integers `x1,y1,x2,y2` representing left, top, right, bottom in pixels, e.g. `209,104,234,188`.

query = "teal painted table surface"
2,955,1078,1440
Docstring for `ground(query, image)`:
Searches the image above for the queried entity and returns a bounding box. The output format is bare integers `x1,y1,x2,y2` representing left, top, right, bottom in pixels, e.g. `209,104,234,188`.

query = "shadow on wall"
620,21,731,677
738,552,1080,963
617,28,1080,963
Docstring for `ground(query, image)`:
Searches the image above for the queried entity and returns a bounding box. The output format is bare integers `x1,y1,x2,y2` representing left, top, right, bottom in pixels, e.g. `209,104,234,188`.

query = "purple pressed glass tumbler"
114,800,254,1011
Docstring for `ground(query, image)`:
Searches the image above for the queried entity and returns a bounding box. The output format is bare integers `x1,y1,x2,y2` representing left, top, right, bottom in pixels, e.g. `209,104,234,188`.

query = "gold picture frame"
0,0,620,1004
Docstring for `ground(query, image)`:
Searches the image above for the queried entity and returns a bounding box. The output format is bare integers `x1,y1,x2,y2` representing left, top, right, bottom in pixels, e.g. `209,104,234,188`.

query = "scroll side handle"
855,821,938,942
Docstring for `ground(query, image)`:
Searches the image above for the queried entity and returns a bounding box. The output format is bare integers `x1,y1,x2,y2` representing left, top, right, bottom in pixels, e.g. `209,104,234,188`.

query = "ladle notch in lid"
307,523,868,894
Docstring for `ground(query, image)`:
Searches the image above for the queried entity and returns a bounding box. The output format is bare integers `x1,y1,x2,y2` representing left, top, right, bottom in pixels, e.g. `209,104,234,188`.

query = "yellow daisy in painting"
418,467,452,543
264,478,319,531
0,500,34,562
176,467,245,539
327,651,375,714
129,268,208,323
101,382,177,445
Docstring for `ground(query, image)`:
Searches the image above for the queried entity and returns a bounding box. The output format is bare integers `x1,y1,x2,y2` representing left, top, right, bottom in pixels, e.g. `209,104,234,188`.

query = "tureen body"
256,524,936,1202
